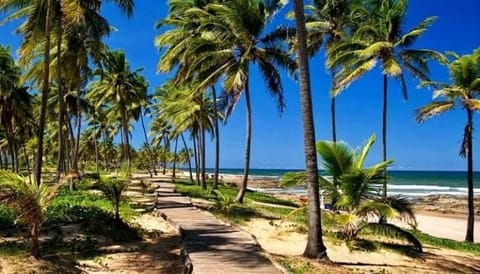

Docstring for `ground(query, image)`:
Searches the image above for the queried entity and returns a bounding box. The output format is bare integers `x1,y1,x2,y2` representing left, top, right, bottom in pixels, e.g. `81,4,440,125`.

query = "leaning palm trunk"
140,109,156,176
465,109,474,242
34,0,52,185
192,133,200,185
181,133,194,183
293,0,328,259
211,86,220,190
236,74,252,204
200,125,206,189
172,138,178,179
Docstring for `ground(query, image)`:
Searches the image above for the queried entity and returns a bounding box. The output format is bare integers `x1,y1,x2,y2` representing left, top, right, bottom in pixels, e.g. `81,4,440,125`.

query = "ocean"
201,168,480,197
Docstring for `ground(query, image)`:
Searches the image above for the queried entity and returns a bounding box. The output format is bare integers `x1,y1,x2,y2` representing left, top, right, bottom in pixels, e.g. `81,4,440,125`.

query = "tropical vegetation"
0,0,477,268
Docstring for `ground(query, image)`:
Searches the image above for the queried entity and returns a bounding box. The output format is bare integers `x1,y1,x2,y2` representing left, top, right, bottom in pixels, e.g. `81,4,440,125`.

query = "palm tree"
1,0,134,183
0,170,59,258
93,167,131,222
292,0,328,260
416,48,480,243
152,82,216,189
302,0,357,143
88,50,147,167
0,46,33,173
319,136,420,249
328,0,442,199
156,0,295,202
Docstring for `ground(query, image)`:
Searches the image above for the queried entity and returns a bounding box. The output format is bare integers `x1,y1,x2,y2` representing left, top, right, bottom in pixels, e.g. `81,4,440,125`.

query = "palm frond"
415,101,454,123
279,172,306,187
357,223,422,252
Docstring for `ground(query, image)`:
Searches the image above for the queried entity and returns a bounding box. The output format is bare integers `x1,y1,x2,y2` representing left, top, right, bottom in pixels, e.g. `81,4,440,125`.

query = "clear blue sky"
1,0,479,171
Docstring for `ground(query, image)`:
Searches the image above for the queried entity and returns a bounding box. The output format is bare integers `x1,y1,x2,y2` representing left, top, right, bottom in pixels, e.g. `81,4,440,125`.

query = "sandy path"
415,212,480,242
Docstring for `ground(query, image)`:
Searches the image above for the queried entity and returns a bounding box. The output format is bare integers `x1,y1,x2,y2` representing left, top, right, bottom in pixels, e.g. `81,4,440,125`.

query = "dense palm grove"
0,0,478,262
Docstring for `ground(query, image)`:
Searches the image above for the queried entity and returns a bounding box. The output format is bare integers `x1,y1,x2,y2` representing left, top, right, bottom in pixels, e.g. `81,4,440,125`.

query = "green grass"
174,180,298,207
276,257,314,274
0,242,27,257
410,229,480,255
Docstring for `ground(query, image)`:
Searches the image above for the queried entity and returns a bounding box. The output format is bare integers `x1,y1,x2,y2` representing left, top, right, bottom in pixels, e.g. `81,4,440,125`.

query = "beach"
216,171,480,243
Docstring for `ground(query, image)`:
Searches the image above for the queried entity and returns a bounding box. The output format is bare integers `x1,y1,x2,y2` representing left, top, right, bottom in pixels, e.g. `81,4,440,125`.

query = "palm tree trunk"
236,73,251,204
192,133,200,185
172,137,178,179
382,74,388,200
56,17,66,182
122,118,131,167
140,108,156,176
181,133,194,183
212,86,220,190
162,136,168,175
293,0,328,259
72,84,82,171
23,144,31,183
330,73,337,143
200,126,207,190
465,109,474,242
13,143,19,173
31,222,40,258
7,133,15,172
94,132,100,174
34,0,52,185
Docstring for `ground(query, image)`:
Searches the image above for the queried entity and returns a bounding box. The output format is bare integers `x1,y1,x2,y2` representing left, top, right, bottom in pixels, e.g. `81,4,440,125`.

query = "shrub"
0,205,16,229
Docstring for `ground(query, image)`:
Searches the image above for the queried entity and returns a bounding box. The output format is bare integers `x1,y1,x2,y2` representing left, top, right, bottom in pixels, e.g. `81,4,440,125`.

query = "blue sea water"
202,168,480,197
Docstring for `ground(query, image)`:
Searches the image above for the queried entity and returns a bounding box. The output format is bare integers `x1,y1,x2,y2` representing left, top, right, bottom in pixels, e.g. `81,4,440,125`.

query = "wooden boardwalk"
151,180,283,274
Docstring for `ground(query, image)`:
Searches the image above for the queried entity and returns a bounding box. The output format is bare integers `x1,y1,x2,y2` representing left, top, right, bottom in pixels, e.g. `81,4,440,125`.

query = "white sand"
415,213,480,243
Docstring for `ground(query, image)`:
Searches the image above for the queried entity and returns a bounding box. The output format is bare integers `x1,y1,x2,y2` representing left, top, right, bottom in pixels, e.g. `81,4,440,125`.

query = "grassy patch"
276,256,315,274
46,189,136,225
174,180,297,207
0,242,28,257
410,229,480,255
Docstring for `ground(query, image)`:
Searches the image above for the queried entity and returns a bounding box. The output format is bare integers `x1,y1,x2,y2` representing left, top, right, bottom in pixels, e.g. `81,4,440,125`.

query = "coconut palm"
92,166,131,222
1,0,134,183
416,48,480,243
317,136,418,245
281,135,421,251
88,50,147,166
0,46,33,173
152,82,216,189
0,170,59,258
292,0,328,260
156,0,295,202
328,0,443,199
302,0,359,143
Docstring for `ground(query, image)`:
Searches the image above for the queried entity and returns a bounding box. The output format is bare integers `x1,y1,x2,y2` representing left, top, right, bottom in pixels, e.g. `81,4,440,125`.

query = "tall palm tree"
88,50,147,166
0,46,33,173
328,0,443,199
416,48,480,243
152,82,216,189
1,0,134,183
156,0,295,203
302,0,357,143
293,0,328,260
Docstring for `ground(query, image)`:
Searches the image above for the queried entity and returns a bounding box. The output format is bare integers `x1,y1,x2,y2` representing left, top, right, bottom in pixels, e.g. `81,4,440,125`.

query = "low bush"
46,189,136,225
0,205,16,229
